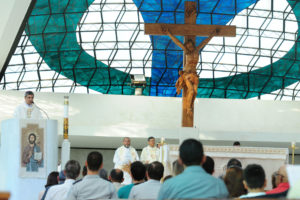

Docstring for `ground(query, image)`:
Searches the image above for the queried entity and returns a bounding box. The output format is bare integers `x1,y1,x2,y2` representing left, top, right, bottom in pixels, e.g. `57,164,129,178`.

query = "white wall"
195,98,300,142
0,90,299,150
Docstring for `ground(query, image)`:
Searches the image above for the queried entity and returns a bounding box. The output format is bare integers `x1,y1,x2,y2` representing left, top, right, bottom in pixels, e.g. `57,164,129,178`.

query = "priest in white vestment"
14,91,43,119
113,137,139,185
140,136,159,164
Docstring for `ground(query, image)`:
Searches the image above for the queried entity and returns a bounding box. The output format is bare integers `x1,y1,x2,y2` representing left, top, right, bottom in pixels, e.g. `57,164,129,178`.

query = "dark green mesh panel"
1,0,299,100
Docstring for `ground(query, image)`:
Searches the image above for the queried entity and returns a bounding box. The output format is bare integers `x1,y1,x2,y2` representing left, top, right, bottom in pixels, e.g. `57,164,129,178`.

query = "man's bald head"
123,137,131,148
110,169,124,183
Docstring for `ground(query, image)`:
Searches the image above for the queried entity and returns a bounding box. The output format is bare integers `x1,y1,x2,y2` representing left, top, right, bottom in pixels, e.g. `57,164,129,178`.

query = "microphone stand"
33,102,49,119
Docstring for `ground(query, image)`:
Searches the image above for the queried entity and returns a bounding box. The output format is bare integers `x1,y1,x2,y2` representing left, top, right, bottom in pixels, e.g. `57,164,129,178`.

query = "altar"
168,145,289,190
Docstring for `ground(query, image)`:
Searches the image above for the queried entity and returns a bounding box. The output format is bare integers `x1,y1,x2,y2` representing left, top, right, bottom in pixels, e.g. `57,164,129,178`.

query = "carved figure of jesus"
162,25,218,116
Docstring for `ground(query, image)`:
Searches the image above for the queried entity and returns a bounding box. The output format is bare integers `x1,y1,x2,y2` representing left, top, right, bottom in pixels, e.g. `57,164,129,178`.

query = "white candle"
64,96,69,118
291,141,296,148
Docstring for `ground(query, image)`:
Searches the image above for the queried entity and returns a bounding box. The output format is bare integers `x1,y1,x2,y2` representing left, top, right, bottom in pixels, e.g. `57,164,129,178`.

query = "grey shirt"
112,182,123,192
129,179,161,199
66,175,117,200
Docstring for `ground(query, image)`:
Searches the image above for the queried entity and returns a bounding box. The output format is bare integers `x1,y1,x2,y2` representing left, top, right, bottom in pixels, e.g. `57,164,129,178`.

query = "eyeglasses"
275,172,285,178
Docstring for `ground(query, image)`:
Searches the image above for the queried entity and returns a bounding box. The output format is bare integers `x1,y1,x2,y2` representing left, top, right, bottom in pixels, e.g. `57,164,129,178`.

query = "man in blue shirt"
118,161,146,198
157,139,228,199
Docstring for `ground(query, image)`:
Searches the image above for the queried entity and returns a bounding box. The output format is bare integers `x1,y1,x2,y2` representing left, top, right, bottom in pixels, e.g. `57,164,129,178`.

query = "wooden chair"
0,192,10,200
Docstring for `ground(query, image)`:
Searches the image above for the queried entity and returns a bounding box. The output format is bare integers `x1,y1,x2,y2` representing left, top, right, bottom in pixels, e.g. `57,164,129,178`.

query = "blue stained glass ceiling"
1,0,300,100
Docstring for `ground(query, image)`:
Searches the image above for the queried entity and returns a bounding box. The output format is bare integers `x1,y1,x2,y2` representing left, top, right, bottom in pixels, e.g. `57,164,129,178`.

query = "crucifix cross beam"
145,24,236,37
144,1,236,127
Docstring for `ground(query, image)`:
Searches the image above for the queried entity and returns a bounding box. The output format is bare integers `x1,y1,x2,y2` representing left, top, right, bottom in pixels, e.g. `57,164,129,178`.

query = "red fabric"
266,182,289,194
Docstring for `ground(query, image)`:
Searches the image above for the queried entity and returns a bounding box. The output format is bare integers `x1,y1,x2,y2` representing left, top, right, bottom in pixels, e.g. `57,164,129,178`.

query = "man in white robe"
140,137,159,164
113,137,139,185
14,91,43,119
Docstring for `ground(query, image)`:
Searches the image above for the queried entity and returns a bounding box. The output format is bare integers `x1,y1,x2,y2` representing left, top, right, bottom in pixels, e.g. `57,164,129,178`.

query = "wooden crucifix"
145,1,236,127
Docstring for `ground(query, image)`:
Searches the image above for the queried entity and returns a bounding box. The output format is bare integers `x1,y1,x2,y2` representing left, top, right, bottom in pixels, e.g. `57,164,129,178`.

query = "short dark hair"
202,156,214,175
87,151,103,171
82,166,87,177
130,161,146,181
25,91,34,97
179,139,204,166
172,160,184,175
99,168,108,180
243,164,265,189
28,133,36,142
148,136,155,141
163,175,173,182
227,158,242,169
233,141,240,146
147,161,164,181
110,169,124,182
64,160,81,179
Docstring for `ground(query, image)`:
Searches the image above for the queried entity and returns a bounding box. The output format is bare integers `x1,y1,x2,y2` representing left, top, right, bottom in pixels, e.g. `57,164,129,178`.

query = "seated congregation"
39,139,298,200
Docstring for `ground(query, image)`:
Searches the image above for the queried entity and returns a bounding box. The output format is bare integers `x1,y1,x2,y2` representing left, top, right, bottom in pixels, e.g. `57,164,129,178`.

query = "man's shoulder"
135,180,159,190
129,146,137,151
132,181,147,190
48,183,64,191
210,174,226,185
162,170,218,186
119,184,134,191
71,179,83,190
46,183,65,197
116,146,124,151
73,179,83,185
161,174,182,188
73,176,112,187
141,146,148,151
16,103,23,108
72,176,93,186
14,103,24,111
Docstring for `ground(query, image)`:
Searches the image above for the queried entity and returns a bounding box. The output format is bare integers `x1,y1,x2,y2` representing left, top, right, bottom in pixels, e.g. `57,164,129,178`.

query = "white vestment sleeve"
113,148,121,166
113,147,129,166
13,105,23,119
13,108,18,118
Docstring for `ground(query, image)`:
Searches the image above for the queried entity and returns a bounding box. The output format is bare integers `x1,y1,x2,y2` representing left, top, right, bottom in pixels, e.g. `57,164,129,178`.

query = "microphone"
33,102,49,119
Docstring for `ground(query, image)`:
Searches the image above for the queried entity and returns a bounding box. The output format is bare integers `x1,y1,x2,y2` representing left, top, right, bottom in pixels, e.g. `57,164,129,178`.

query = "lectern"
0,119,58,200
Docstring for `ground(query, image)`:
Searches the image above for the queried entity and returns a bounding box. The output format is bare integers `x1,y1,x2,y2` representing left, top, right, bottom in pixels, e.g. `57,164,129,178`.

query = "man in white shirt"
129,161,164,199
113,137,139,184
45,160,81,200
14,91,43,119
140,137,159,164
